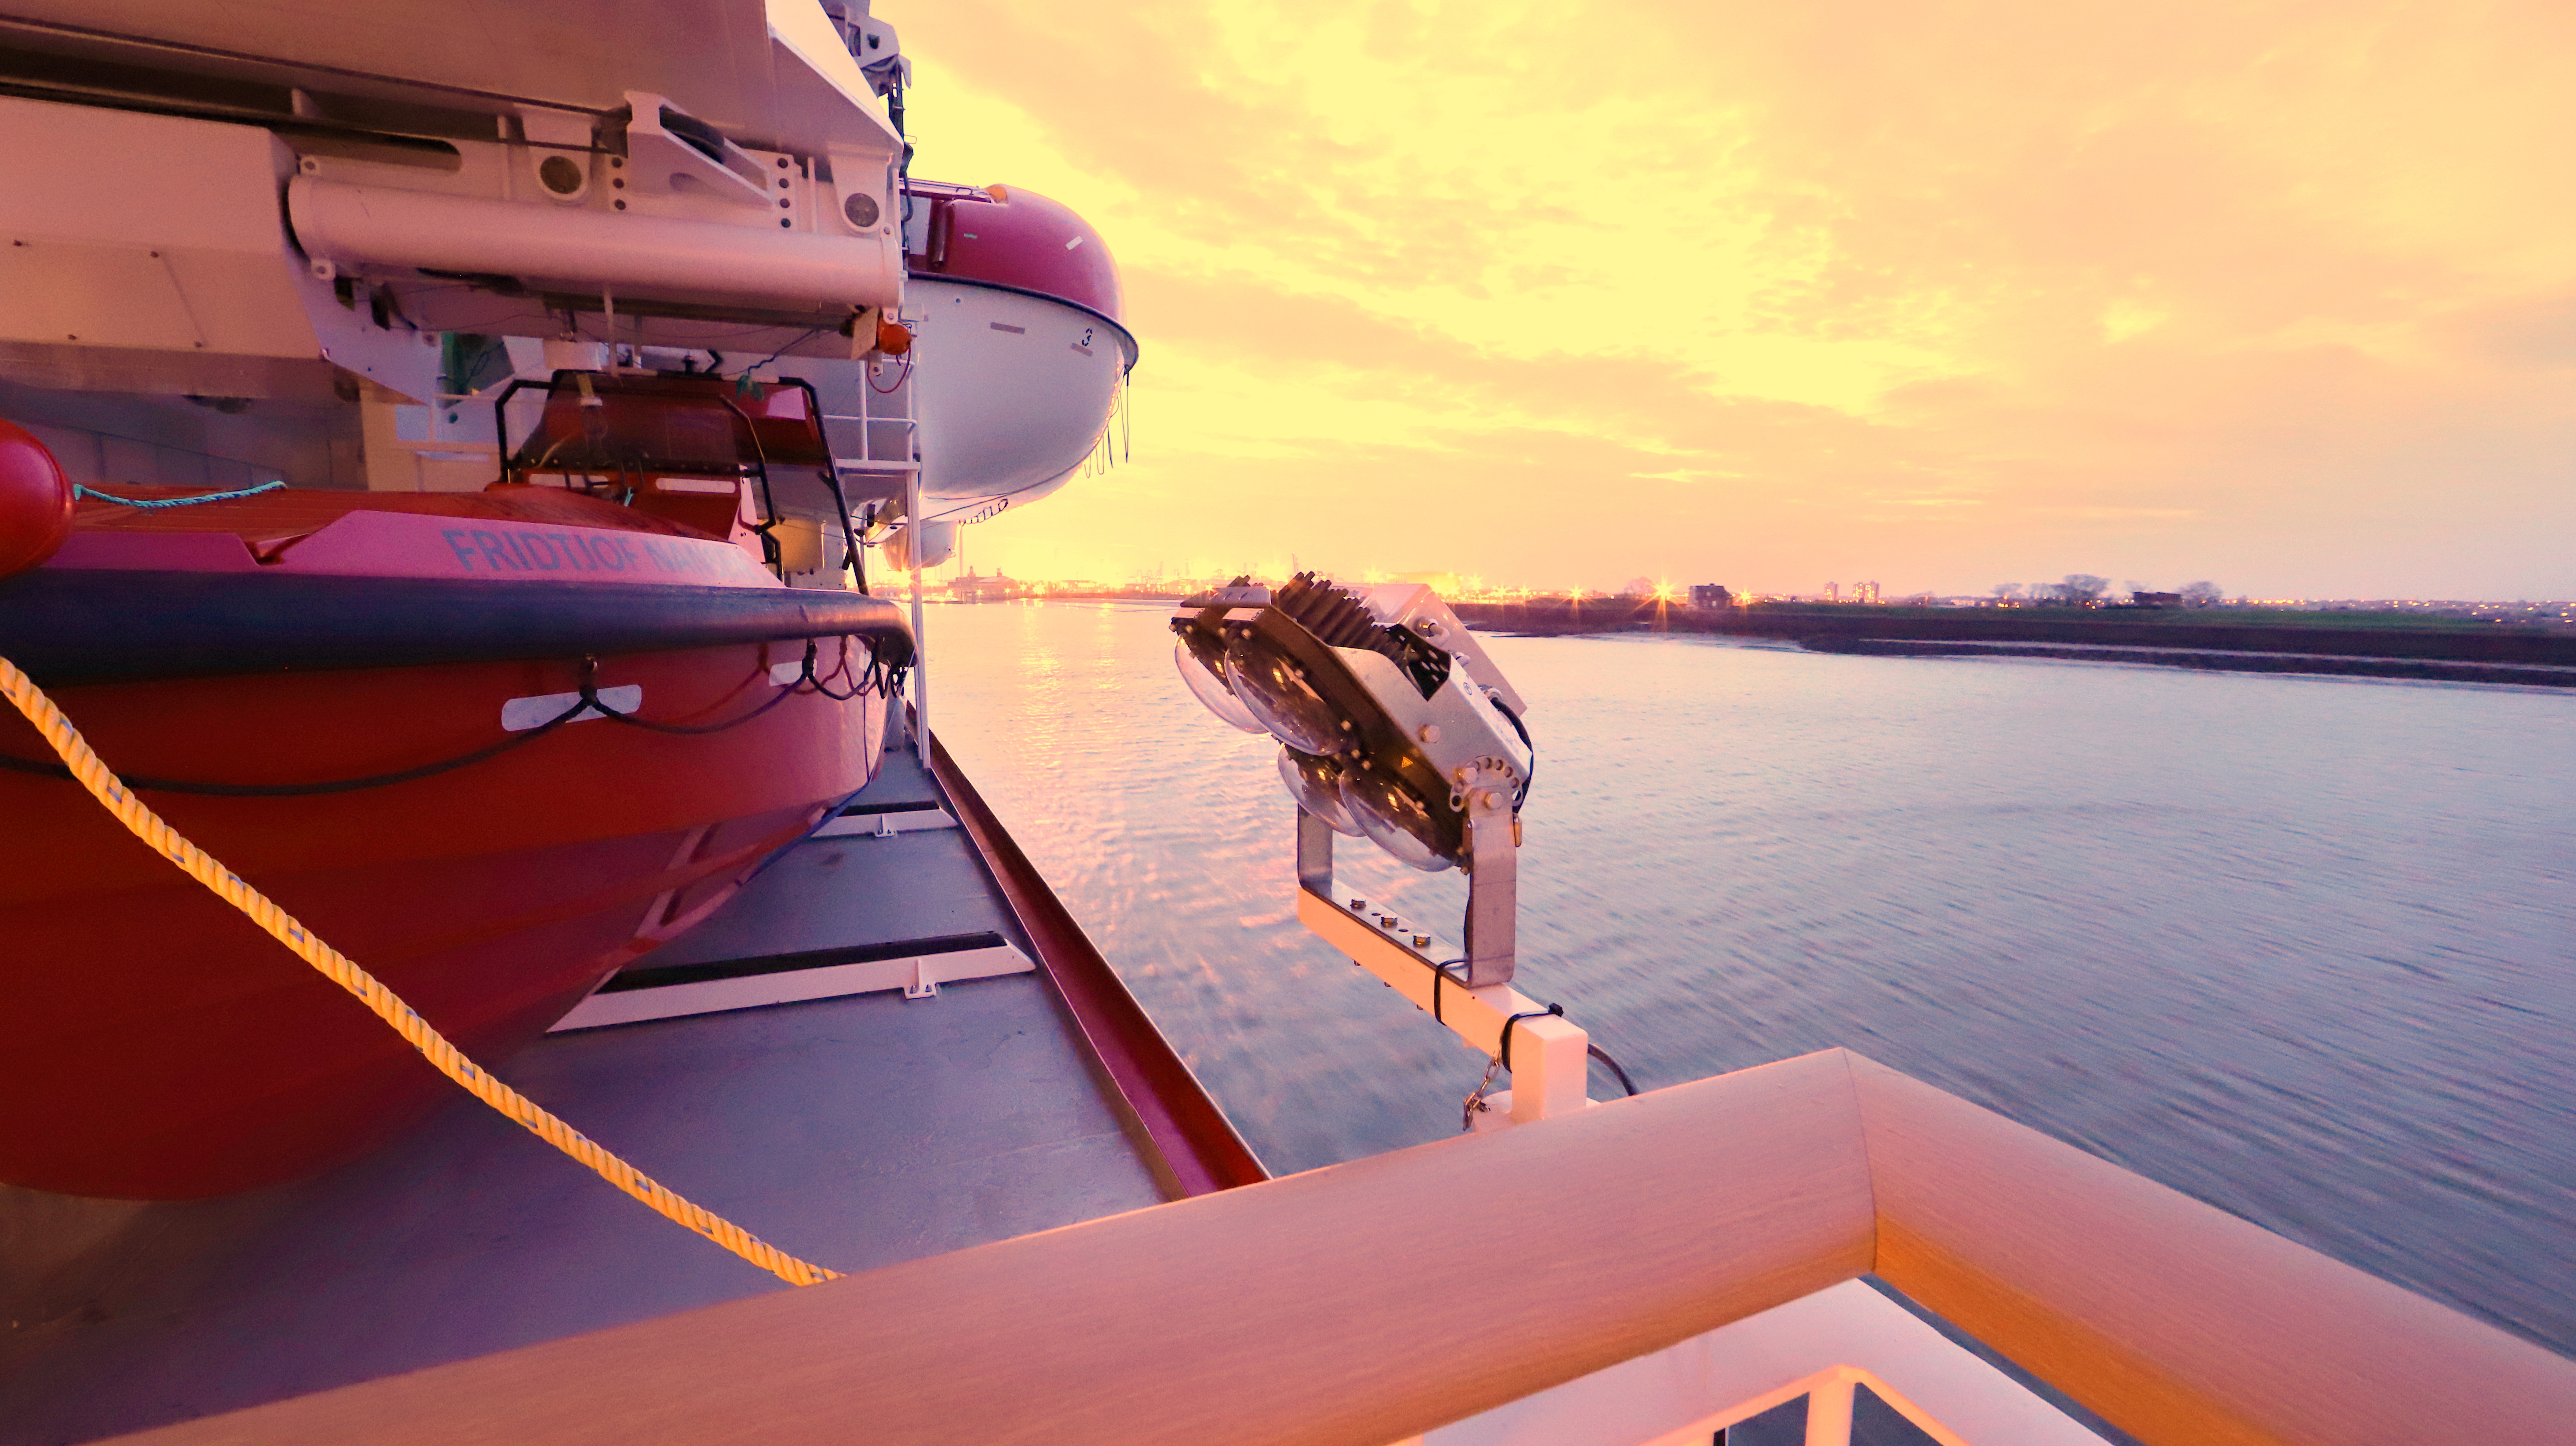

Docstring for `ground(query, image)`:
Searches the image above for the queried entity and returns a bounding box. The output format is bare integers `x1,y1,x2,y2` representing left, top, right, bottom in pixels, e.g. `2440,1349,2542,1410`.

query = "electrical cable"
1430,959,1467,1025
703,391,784,576
1456,1005,1640,1125
1496,1002,1564,1074
866,348,913,395
587,665,799,737
1587,1042,1640,1097
74,481,286,510
799,637,859,701
730,326,828,383
0,691,597,796
795,635,893,703
1491,695,1535,809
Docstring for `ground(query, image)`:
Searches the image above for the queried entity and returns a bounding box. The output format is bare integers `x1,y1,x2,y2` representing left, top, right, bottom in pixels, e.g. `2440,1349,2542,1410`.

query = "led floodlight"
1172,573,1529,869
1172,573,1533,982
1171,575,1635,1111
1222,627,1350,757
1278,747,1363,837
1174,638,1264,734
1339,763,1450,871
1171,579,1270,735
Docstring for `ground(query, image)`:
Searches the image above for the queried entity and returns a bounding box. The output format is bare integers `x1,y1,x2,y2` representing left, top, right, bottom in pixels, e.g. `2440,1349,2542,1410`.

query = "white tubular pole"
905,467,928,762
1804,1370,1858,1446
288,176,904,310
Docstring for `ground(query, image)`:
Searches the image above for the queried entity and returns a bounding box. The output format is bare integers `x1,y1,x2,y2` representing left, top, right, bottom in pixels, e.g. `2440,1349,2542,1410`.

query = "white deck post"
1804,1369,1857,1446
1503,1006,1589,1124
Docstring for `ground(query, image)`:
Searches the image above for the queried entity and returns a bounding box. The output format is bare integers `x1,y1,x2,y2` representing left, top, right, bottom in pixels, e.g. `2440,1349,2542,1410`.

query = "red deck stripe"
928,732,1270,1198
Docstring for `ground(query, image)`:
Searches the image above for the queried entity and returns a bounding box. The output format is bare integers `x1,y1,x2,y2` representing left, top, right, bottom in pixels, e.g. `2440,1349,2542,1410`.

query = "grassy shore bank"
1448,600,2576,685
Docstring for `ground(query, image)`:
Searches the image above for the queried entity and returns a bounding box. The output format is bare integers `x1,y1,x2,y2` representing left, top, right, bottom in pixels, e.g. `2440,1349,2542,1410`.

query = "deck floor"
0,728,1164,1445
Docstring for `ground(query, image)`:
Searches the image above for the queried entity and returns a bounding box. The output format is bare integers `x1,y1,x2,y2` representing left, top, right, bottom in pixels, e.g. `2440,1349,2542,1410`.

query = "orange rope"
0,655,840,1287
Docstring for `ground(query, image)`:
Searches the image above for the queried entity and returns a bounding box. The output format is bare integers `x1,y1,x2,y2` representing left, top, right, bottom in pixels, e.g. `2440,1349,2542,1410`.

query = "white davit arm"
287,174,905,313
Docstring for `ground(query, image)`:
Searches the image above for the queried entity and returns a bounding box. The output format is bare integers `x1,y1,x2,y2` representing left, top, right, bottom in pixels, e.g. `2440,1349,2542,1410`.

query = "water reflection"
931,600,2576,1354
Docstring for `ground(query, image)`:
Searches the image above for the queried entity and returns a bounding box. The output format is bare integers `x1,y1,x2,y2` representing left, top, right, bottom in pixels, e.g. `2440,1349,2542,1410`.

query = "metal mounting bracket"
1296,805,1514,986
1461,807,1515,986
1293,805,1585,1123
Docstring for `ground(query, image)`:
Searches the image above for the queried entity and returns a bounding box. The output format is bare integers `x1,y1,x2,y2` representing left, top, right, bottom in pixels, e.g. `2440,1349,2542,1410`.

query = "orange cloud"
891,0,2576,597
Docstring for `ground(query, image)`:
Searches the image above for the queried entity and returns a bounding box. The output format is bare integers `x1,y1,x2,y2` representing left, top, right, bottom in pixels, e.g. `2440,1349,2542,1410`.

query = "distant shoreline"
1447,600,2576,689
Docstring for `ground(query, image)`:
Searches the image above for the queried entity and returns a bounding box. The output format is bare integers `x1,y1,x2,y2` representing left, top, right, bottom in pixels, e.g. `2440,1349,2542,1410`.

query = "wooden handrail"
1849,1056,2576,1445
108,1051,2576,1446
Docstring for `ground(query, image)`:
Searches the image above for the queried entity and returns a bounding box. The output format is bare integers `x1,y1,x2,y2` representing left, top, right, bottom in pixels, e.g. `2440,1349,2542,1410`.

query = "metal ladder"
825,312,930,762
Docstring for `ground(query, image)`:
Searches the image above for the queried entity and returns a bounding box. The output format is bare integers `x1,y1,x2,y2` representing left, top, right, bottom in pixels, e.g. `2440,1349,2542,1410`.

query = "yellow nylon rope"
0,655,839,1287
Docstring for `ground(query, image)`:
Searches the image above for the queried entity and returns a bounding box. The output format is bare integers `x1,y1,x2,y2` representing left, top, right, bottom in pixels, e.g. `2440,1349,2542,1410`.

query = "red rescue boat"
0,374,912,1199
0,0,1140,1205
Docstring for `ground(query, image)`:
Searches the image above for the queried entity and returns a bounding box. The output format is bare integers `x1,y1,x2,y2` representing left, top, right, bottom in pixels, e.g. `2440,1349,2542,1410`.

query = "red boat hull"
0,643,886,1198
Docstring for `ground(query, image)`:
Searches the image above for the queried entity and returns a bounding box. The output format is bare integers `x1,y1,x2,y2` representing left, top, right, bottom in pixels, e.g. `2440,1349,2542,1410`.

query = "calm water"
928,600,2576,1355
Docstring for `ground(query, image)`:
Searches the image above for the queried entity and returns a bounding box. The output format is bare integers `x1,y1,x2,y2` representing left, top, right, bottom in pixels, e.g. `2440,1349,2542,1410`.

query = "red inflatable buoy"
0,421,73,579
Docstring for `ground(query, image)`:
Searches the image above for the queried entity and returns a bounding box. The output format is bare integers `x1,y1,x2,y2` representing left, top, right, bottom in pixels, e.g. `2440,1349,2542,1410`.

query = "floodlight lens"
1174,639,1264,733
1339,767,1454,873
1221,632,1346,756
1277,748,1363,836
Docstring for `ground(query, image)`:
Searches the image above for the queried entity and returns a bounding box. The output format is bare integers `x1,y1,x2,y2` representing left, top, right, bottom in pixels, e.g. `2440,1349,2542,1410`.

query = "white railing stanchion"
1804,1369,1857,1446
906,465,927,764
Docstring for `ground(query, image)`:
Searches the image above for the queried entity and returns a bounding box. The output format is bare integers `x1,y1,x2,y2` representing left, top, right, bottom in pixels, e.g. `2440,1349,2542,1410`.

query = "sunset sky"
890,0,2574,599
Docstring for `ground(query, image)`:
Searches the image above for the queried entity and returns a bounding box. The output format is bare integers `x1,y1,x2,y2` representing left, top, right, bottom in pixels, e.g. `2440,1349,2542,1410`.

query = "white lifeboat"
898,182,1136,525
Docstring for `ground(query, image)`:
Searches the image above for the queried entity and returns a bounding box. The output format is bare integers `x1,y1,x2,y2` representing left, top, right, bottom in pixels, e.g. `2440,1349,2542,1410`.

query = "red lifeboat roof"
905,181,1126,334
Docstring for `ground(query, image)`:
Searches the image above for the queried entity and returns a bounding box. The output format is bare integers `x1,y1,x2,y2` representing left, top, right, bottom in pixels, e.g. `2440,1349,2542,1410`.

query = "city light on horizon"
909,547,2576,627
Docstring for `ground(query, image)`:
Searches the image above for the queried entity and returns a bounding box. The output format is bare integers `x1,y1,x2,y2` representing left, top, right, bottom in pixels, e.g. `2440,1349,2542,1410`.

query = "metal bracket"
903,957,939,1000
1293,871,1587,1124
1296,805,1334,897
1295,803,1516,987
1461,808,1515,987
